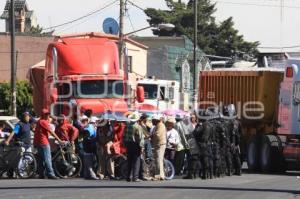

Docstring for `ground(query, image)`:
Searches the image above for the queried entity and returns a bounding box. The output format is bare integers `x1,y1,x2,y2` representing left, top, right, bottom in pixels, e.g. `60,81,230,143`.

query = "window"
138,84,158,99
293,82,300,103
57,83,72,98
159,87,165,101
75,80,124,99
169,87,174,100
127,56,133,72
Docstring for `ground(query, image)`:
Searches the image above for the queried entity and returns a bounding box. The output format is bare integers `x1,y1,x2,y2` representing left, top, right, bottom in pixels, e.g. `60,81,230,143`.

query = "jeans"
144,139,152,159
37,145,55,177
125,142,141,180
83,152,97,179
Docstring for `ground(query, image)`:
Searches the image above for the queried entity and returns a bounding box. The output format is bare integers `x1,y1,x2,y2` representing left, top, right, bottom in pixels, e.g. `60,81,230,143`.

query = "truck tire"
260,134,285,173
247,136,260,171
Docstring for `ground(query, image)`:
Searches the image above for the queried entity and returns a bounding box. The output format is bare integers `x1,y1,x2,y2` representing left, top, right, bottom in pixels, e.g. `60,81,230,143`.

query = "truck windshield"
75,80,124,98
138,84,158,99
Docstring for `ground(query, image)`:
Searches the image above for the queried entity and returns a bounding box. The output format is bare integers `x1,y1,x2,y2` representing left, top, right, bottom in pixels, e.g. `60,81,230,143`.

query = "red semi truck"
29,32,144,117
199,61,300,172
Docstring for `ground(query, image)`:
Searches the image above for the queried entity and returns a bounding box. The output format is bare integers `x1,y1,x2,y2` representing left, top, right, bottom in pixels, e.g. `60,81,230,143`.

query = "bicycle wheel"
53,153,82,178
164,159,175,180
69,154,82,178
17,152,37,179
109,154,127,179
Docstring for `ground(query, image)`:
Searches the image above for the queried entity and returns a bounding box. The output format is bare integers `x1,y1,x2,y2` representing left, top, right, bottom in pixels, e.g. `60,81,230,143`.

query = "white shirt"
166,128,180,149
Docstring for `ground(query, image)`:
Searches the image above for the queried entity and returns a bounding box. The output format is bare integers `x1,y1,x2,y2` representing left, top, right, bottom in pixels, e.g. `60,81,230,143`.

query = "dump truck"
199,60,300,172
29,32,144,117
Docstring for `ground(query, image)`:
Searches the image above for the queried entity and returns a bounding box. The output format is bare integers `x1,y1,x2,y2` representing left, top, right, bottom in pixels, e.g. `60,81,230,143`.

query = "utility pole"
119,0,125,72
193,0,198,109
10,0,17,116
119,0,131,106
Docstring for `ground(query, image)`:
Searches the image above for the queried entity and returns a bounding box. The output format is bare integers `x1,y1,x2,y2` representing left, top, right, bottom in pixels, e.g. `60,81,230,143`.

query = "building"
0,0,37,33
0,33,53,82
131,36,210,93
0,32,148,83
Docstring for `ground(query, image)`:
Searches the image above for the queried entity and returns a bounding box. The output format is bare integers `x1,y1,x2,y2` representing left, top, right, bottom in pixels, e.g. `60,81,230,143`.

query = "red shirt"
113,122,126,154
34,119,52,146
55,121,79,142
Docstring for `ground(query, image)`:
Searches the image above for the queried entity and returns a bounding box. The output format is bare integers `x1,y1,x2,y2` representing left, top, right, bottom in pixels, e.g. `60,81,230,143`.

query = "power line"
56,4,118,33
127,0,145,11
213,0,300,9
125,1,135,32
42,0,118,31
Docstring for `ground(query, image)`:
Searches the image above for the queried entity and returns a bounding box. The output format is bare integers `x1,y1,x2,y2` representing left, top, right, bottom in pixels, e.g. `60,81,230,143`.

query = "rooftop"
4,0,28,11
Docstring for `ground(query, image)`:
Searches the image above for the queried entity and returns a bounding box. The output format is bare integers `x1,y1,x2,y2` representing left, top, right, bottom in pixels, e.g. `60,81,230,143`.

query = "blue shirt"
13,124,21,135
84,124,96,139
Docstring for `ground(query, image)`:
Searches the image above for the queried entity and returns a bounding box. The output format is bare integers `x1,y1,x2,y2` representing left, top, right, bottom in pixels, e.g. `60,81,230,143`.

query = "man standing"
55,114,79,143
97,121,115,179
174,114,189,175
81,115,99,180
5,112,33,152
151,114,167,181
165,117,180,168
137,113,151,181
123,112,144,182
34,109,64,179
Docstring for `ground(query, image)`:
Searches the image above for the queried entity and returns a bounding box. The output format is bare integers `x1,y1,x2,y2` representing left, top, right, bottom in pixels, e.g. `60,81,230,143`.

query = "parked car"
0,116,19,141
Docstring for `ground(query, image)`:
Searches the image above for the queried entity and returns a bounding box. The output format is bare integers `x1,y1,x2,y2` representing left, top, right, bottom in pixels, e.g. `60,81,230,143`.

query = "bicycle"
120,155,175,180
0,141,37,179
51,141,82,178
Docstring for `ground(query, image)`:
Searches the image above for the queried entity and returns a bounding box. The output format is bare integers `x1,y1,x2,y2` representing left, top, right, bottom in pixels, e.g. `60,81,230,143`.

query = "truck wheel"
247,136,260,171
260,134,285,173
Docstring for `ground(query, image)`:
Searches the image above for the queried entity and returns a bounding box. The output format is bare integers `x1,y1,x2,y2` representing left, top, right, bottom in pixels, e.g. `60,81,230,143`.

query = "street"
0,172,299,199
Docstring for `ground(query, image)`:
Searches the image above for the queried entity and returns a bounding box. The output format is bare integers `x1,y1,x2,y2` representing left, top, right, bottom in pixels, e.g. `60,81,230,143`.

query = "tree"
0,81,34,117
29,24,43,34
144,0,259,57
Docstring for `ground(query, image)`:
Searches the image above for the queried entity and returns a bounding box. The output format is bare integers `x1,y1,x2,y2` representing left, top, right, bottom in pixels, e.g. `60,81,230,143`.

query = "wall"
126,42,147,77
0,33,53,82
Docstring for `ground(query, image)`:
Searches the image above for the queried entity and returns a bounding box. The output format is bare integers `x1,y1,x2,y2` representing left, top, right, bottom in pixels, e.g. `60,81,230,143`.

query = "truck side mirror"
50,87,58,103
136,86,145,103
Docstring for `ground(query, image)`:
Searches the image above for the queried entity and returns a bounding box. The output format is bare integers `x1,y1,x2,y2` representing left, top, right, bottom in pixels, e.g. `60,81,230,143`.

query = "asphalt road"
0,173,300,199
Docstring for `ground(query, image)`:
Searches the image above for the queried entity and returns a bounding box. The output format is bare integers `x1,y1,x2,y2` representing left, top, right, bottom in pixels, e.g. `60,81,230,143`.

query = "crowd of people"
0,104,243,181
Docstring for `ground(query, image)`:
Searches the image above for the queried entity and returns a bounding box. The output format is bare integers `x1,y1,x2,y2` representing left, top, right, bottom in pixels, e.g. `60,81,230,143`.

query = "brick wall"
0,33,53,82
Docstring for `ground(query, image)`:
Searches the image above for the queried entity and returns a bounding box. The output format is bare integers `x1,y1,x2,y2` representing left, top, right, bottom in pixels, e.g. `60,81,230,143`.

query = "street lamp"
124,23,175,37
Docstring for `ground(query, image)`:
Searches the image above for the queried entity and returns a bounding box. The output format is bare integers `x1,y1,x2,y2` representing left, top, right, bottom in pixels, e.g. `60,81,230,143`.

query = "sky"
1,0,300,50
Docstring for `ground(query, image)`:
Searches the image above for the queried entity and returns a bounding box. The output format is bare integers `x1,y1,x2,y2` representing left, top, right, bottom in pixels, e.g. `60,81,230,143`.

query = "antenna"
280,0,284,52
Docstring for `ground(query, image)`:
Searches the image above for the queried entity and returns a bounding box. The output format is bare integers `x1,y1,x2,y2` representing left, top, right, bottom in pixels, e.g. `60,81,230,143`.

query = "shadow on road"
0,185,299,195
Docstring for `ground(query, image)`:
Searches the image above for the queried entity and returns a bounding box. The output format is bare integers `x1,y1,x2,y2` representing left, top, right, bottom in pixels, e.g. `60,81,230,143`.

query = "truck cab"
136,79,180,112
44,34,128,117
277,59,300,169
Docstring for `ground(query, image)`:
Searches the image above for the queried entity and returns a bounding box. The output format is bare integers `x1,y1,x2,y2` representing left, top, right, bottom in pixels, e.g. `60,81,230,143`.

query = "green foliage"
0,81,34,117
144,0,259,57
29,24,43,34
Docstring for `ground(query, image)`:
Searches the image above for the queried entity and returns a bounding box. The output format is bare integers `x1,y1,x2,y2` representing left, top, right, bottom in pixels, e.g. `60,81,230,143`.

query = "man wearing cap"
5,112,34,152
123,112,144,182
81,116,99,180
34,109,65,179
151,114,167,180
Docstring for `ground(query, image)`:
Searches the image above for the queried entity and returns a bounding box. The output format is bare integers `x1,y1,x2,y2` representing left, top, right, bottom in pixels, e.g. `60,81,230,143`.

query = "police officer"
194,118,212,180
183,121,201,179
224,104,242,176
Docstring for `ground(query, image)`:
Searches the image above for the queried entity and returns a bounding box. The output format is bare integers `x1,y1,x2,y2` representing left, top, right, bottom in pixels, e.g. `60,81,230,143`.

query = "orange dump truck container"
199,69,285,171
